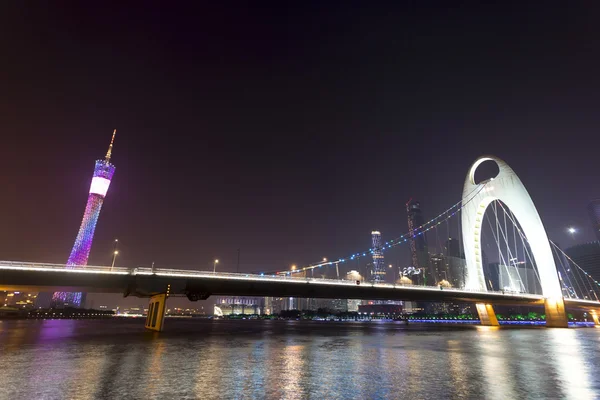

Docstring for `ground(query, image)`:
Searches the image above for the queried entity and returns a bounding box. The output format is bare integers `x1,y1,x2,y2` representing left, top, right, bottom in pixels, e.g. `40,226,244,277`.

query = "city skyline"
1,4,599,281
1,133,597,275
2,4,600,399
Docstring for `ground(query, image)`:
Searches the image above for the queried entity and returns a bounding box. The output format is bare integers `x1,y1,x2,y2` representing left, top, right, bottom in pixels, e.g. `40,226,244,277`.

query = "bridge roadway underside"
0,268,571,307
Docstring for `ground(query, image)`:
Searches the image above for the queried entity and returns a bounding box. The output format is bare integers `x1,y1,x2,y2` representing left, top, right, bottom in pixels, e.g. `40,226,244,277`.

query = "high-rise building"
497,261,542,294
445,238,462,258
552,242,578,298
486,262,500,291
565,241,600,293
51,131,117,308
588,200,600,242
406,200,430,283
429,254,446,284
370,231,386,282
444,237,466,289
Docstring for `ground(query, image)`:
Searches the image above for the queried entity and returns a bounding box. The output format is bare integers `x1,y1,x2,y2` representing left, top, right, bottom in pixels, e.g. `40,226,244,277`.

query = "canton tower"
52,130,117,307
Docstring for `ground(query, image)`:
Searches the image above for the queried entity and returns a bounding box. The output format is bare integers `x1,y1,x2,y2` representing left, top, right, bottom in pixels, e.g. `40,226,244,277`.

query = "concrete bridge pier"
475,303,499,326
544,297,569,328
591,311,600,325
145,293,168,332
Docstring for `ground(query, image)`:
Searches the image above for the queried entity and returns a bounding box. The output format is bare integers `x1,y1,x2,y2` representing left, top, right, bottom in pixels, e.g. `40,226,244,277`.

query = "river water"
0,319,599,399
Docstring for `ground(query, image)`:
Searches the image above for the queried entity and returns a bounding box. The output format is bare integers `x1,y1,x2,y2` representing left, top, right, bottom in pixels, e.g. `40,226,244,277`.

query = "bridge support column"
145,293,167,332
591,311,600,326
476,303,499,326
544,297,568,328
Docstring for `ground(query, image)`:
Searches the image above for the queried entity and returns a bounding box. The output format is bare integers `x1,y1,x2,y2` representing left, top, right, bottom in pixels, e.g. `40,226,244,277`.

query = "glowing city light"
52,132,117,307
89,177,111,196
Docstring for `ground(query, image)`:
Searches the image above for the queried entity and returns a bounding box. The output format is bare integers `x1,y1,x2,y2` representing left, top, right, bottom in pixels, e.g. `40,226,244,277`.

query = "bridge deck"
2,261,598,310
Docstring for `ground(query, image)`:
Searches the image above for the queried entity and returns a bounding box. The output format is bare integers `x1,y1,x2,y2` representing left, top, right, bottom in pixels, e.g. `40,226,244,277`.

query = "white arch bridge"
1,155,599,331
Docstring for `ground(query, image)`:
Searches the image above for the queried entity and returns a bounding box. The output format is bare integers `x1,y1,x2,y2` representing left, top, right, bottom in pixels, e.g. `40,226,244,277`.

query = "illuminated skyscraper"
371,231,386,282
52,131,117,308
406,199,430,284
588,199,600,242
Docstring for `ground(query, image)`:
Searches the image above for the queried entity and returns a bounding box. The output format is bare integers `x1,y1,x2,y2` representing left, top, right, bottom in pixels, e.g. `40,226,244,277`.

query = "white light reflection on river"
1,319,599,399
476,325,518,399
548,328,595,399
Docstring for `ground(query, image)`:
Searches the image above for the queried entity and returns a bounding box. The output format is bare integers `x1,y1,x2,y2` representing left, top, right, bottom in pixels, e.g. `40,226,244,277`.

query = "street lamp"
213,259,219,273
110,238,119,271
111,251,119,271
568,227,576,240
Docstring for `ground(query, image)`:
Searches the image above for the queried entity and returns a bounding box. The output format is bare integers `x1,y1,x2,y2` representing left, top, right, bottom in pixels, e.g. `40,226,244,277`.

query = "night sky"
1,3,599,307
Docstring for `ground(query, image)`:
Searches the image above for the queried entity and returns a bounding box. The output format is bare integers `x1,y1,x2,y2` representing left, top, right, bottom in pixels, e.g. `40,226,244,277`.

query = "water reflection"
447,338,470,398
1,319,599,399
548,329,596,399
476,326,518,399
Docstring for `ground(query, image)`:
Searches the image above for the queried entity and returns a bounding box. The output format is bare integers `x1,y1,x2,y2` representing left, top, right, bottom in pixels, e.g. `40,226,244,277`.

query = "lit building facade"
446,255,466,289
498,261,542,294
315,298,348,312
347,299,362,312
429,254,446,284
370,231,386,282
3,291,37,309
52,131,117,308
406,200,430,284
445,237,466,289
214,296,264,315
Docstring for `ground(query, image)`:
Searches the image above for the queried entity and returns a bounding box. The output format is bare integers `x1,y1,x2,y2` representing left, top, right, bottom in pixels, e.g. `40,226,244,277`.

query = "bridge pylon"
462,156,571,328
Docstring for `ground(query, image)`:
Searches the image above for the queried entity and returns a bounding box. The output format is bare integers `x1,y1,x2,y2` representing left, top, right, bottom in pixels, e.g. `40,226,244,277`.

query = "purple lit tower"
52,130,117,308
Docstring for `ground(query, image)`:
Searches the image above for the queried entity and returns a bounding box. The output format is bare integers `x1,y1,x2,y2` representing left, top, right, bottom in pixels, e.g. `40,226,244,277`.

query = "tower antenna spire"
105,129,116,162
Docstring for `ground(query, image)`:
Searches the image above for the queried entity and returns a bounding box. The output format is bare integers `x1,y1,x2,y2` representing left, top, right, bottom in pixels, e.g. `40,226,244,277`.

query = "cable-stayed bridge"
2,155,600,331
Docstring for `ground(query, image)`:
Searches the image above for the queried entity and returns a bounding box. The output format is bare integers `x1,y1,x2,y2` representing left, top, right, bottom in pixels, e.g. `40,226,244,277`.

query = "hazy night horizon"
2,3,600,399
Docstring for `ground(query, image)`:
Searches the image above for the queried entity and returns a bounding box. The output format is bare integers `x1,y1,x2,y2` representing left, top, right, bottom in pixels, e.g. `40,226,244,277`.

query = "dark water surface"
1,319,599,399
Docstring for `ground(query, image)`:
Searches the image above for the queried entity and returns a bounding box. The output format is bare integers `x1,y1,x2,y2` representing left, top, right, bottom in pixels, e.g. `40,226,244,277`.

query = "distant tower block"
52,130,117,308
371,231,386,282
406,199,430,280
588,199,600,242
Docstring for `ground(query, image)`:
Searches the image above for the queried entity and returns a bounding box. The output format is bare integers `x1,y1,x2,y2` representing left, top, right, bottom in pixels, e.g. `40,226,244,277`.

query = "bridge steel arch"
461,155,568,327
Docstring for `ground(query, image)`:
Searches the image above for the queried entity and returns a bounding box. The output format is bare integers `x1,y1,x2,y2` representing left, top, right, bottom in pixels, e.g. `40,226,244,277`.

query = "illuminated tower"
52,130,117,308
406,199,430,284
371,231,386,282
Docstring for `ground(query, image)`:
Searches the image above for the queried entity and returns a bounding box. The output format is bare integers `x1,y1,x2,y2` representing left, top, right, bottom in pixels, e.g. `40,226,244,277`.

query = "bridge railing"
0,260,131,274
0,260,545,300
136,266,544,299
